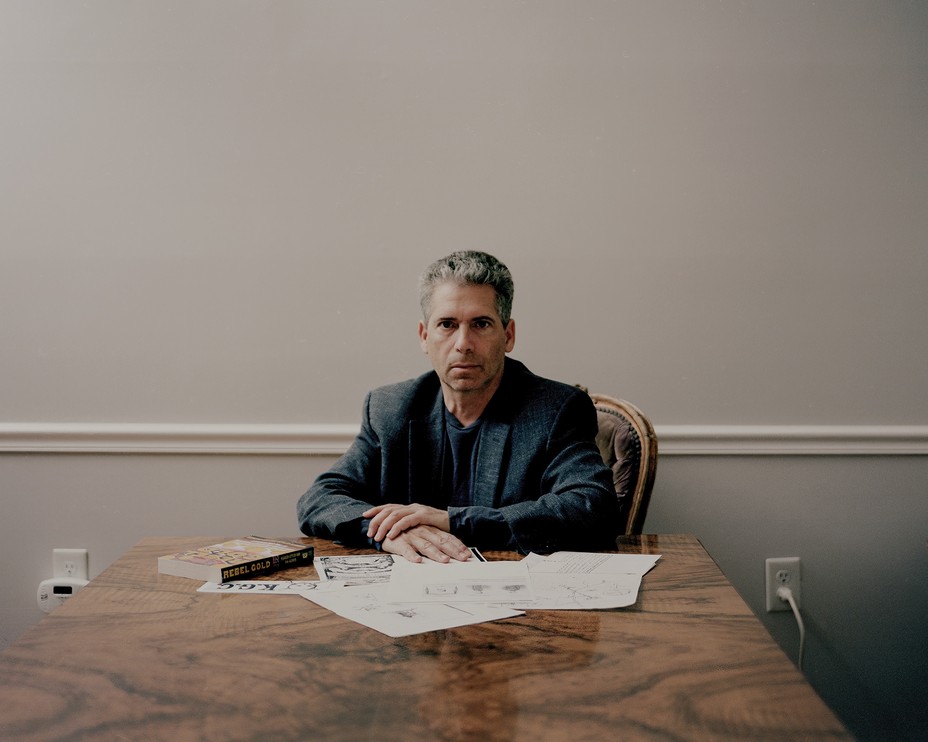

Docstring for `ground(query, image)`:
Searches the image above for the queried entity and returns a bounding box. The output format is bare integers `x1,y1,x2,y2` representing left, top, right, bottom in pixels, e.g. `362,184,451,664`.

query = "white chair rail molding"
2,421,927,456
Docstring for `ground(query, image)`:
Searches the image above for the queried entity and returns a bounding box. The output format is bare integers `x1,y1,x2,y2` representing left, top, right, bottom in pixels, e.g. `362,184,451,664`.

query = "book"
158,536,314,583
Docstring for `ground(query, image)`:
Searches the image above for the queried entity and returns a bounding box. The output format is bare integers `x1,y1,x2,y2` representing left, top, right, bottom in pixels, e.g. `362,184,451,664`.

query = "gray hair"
418,251,514,324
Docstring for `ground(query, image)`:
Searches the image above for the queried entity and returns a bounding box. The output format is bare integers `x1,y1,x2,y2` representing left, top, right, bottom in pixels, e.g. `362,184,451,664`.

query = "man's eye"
473,320,491,329
438,321,456,330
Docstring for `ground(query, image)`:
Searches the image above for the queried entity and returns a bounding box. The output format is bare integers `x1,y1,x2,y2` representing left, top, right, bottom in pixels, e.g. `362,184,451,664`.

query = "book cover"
158,536,314,583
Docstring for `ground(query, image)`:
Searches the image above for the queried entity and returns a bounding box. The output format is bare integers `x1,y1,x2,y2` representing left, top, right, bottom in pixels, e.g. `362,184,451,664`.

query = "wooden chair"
580,390,658,536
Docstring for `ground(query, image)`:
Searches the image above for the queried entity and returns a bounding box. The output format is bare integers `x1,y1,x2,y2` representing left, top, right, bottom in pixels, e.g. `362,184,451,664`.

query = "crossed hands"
363,503,471,564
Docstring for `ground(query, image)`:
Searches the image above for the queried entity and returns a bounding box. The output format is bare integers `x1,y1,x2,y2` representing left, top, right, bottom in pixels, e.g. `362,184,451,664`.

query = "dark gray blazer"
297,358,619,553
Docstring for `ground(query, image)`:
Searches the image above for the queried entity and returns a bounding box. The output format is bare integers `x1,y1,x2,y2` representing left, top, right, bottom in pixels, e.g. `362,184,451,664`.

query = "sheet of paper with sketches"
314,554,397,584
315,548,486,586
523,551,661,576
301,583,523,637
497,572,643,610
388,556,533,603
489,550,662,610
197,580,346,595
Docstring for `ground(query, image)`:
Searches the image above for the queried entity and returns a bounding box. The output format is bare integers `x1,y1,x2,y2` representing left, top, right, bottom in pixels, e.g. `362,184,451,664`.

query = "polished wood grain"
0,535,849,741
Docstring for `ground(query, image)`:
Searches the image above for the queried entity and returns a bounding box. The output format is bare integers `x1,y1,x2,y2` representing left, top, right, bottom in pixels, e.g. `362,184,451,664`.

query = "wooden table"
0,535,849,741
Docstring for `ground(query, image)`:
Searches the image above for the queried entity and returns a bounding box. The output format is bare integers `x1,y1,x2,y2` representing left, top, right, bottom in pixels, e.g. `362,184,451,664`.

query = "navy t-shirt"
443,407,482,507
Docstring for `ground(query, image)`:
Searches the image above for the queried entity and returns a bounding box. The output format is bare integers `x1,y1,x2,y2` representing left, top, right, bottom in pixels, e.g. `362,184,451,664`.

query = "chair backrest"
585,392,658,536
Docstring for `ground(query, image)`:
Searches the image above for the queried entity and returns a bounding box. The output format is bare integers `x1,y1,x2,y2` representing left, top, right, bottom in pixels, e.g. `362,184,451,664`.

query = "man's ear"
504,319,515,352
418,321,429,353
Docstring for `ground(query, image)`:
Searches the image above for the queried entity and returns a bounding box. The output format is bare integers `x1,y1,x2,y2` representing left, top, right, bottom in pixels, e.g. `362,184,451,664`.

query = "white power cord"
777,585,805,671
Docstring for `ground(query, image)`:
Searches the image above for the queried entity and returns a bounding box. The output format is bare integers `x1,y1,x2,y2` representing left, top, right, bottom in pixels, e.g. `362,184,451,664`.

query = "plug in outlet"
53,549,89,581
765,557,800,612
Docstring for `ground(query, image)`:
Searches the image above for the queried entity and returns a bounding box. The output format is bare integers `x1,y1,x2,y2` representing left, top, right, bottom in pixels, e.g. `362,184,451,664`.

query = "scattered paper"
389,556,533,603
523,551,660,576
491,550,662,609
197,548,662,634
301,582,523,637
197,580,345,594
494,572,643,610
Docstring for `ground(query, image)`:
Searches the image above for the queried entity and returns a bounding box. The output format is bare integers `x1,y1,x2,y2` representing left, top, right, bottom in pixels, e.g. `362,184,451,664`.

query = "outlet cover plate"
765,556,800,612
53,549,89,581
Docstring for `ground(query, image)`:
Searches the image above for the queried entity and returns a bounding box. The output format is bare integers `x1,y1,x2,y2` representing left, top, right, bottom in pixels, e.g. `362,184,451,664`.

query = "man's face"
418,282,515,397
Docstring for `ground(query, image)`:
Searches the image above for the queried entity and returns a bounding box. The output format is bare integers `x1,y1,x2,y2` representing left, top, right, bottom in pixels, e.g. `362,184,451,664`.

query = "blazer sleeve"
296,392,384,541
450,389,619,553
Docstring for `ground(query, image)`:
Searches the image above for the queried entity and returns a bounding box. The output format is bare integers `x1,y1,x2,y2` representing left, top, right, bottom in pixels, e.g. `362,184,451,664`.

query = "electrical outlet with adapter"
765,556,801,612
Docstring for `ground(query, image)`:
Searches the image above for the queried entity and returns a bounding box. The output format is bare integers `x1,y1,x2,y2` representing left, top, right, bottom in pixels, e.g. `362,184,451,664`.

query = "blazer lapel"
473,419,509,508
472,359,519,508
407,393,445,504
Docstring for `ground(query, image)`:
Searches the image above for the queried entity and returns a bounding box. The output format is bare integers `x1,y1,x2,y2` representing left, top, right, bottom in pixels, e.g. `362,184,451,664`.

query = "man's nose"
454,326,474,351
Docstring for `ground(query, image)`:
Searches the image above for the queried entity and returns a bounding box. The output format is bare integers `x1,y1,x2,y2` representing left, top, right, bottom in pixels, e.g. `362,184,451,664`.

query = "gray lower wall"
648,454,928,742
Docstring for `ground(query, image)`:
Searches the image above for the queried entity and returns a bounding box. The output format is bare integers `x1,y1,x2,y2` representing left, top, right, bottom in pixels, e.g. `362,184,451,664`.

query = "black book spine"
219,546,314,582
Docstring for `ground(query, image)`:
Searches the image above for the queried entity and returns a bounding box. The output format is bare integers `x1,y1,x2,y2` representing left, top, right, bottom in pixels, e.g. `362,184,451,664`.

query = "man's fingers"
384,513,427,541
366,504,448,541
365,505,407,539
417,539,451,563
410,527,470,561
370,510,410,541
381,532,423,563
364,505,461,557
382,526,469,564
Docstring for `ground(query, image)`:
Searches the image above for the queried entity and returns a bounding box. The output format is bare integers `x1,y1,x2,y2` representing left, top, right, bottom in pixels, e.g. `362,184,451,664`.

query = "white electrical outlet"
53,549,89,581
765,556,801,612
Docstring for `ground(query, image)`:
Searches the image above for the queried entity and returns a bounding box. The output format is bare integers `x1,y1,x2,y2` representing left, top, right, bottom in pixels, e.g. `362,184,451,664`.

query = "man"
297,251,618,562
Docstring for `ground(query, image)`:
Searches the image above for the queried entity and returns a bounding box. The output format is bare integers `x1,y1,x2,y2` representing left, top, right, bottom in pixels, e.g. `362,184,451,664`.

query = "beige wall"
2,1,927,426
2,2,926,740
